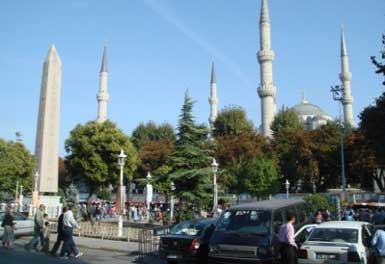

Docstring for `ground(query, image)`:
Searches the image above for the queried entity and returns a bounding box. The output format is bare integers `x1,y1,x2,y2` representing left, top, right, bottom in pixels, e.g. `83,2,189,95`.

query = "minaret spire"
257,0,276,137
339,26,354,127
97,45,110,123
209,62,218,133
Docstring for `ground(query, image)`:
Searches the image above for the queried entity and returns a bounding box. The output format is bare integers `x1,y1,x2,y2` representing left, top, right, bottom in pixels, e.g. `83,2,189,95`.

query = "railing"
138,226,169,263
49,221,142,242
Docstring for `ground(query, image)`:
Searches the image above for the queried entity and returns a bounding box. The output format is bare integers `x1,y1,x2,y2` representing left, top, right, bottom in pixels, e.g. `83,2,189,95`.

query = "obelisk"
34,44,62,194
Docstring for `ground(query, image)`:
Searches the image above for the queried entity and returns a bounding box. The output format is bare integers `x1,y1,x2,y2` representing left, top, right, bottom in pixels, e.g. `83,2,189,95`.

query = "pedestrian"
50,207,67,256
278,213,298,264
25,204,45,251
59,205,83,259
314,211,323,224
42,214,50,254
2,206,16,249
371,228,385,264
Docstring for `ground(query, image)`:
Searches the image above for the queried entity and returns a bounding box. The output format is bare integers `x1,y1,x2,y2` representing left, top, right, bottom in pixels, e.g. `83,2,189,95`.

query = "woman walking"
1,206,16,249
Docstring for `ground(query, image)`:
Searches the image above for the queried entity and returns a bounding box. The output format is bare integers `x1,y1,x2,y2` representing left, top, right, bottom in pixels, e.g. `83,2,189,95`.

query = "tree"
131,121,175,149
370,34,385,86
169,91,212,207
213,105,255,137
237,157,279,198
304,193,333,212
359,92,385,166
0,139,34,200
271,107,304,136
215,133,269,190
65,120,137,195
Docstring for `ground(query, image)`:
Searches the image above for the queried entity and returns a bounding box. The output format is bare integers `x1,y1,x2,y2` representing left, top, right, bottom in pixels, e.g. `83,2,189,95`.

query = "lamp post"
211,158,219,216
19,184,23,212
285,180,290,200
170,181,175,223
330,85,347,197
117,149,127,237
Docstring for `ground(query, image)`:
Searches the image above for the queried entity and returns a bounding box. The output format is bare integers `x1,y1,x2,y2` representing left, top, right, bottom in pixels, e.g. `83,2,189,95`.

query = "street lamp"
330,85,347,197
170,181,175,223
211,158,219,216
117,149,127,237
285,180,290,200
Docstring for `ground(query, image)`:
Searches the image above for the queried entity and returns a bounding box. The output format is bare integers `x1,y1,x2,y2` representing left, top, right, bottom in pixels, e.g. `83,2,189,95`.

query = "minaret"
34,44,62,193
257,0,276,138
209,62,218,132
97,45,110,123
339,26,354,127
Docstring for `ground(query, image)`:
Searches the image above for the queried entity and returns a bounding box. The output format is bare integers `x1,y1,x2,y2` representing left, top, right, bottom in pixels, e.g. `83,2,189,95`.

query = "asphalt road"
0,242,162,264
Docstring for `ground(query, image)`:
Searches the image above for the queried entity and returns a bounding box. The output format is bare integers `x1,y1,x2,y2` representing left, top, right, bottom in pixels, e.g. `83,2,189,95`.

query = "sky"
0,0,384,156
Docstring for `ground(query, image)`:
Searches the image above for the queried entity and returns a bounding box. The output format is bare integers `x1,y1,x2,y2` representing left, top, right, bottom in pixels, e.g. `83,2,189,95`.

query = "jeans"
60,227,79,257
25,227,44,250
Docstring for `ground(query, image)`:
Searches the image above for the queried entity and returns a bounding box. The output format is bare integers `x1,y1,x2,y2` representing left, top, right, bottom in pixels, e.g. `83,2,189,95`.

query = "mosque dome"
291,94,330,118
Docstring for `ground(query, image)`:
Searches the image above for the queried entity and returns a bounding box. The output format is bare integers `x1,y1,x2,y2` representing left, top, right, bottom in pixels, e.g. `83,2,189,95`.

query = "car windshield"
308,228,358,243
216,210,271,235
170,221,206,236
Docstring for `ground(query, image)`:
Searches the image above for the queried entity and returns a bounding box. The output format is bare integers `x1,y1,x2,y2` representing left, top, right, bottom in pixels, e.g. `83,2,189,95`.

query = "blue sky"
1,0,384,156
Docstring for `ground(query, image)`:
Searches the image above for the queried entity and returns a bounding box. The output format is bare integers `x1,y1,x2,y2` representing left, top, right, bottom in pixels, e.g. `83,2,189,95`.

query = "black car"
159,218,216,264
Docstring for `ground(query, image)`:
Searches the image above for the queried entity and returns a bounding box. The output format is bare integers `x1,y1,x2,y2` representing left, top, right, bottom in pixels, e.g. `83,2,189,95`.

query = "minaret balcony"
257,50,275,62
257,85,276,97
342,96,353,104
97,93,110,101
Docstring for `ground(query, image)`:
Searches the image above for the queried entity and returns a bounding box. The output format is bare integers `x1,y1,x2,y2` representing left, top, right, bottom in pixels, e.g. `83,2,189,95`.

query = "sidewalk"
20,234,139,254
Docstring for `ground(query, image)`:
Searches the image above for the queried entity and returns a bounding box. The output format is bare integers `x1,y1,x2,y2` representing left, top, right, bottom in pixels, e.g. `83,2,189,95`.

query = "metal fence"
49,221,142,241
138,226,169,263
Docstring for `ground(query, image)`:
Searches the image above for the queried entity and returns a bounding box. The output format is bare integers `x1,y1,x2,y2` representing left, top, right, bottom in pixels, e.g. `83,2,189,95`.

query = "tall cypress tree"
170,91,212,208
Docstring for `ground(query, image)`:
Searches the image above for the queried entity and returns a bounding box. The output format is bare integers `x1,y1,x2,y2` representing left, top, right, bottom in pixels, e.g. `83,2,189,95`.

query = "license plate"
167,255,179,259
317,253,339,260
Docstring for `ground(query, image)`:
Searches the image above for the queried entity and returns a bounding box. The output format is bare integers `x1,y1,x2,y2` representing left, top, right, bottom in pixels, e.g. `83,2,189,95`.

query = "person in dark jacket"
50,207,67,256
2,206,15,248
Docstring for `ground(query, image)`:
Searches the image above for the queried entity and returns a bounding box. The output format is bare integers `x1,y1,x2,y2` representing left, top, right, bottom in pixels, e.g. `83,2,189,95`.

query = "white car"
297,221,373,264
0,212,35,238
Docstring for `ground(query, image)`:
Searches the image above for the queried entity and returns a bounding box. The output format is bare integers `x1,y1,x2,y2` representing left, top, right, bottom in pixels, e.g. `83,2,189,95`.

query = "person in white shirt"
59,206,83,259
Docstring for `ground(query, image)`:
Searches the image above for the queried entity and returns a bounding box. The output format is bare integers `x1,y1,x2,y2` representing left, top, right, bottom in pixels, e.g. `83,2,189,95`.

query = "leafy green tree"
271,107,304,136
215,133,269,190
65,120,137,195
132,121,175,149
169,91,212,207
236,157,279,199
359,92,385,166
0,139,34,200
304,193,333,212
213,105,255,137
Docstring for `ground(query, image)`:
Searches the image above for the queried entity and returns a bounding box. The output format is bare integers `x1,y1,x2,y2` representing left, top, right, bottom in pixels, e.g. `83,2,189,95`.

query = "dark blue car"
159,218,216,264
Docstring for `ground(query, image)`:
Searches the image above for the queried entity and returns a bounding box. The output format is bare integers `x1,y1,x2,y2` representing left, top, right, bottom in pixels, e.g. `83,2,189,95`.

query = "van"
208,199,310,263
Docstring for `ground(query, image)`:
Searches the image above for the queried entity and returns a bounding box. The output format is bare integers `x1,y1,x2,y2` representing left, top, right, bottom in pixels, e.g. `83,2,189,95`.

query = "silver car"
0,211,35,238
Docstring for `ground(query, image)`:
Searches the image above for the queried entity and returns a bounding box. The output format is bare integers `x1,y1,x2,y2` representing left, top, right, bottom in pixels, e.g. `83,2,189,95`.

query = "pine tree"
170,91,212,208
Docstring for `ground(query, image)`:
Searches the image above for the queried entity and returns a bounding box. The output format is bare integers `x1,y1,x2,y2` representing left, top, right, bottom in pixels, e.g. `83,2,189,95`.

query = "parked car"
159,218,216,264
0,211,34,238
297,221,373,264
208,199,311,264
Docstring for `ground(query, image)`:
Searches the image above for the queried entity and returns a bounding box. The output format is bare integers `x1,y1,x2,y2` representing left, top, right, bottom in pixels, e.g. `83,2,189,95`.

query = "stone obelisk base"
39,195,62,219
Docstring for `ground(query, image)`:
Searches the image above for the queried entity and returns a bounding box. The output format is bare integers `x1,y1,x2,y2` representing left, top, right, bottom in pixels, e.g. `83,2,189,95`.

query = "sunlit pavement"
0,242,163,264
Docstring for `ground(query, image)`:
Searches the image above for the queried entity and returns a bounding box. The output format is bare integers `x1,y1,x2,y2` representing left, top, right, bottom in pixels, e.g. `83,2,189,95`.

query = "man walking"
371,228,385,264
59,206,83,259
278,214,298,264
50,207,67,256
25,204,45,251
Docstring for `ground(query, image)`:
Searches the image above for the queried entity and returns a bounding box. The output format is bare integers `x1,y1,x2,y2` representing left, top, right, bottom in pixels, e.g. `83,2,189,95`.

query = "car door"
0,212,4,237
361,225,374,262
294,224,317,248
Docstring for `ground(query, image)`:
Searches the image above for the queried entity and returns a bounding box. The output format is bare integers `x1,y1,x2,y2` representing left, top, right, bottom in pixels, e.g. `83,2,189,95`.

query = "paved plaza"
0,235,163,264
